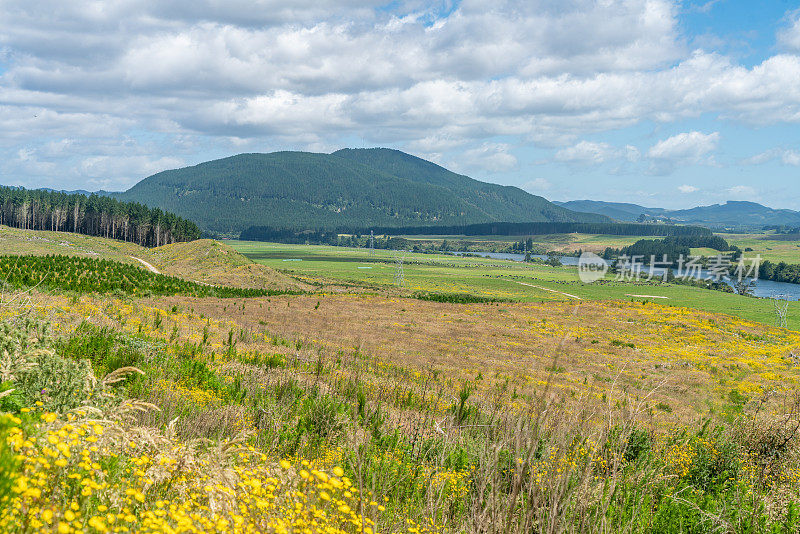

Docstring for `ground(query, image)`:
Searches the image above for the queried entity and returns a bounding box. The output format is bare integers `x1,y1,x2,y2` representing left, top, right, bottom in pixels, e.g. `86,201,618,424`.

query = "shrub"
0,318,97,412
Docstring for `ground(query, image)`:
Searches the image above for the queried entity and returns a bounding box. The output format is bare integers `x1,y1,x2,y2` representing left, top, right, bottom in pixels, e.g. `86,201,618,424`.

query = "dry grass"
6,287,800,531
148,239,306,290
14,285,798,425
129,292,800,425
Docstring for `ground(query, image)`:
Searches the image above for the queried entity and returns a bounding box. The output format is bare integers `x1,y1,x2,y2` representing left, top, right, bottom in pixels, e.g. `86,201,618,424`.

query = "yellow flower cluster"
153,379,219,410
0,409,432,534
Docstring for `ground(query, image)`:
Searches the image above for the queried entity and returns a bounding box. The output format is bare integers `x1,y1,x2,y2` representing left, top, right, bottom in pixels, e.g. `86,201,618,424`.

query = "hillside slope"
554,200,667,221
115,150,608,235
332,148,592,224
149,239,303,290
0,226,301,290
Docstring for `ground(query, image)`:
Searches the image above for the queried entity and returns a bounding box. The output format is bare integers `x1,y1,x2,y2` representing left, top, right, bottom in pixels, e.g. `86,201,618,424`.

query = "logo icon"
578,252,608,284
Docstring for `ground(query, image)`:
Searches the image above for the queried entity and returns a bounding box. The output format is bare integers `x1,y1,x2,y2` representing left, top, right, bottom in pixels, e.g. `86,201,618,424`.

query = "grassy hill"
114,149,608,235
0,225,302,291
148,239,303,290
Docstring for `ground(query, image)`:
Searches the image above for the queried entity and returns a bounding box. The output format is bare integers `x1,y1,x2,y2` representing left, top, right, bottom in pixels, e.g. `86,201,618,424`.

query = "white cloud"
646,131,719,174
524,178,552,192
648,131,719,160
458,143,518,173
678,184,698,193
0,1,799,190
741,148,800,166
784,150,800,166
79,155,184,181
741,148,781,165
692,0,722,14
727,185,756,198
779,10,800,51
554,141,614,165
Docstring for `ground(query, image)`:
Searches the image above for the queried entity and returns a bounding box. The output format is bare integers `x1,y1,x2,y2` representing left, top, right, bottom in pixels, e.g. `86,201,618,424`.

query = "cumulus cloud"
727,185,757,198
554,140,641,166
784,150,800,166
646,131,719,174
742,148,800,166
779,10,800,51
0,1,799,189
523,178,552,192
678,184,698,193
555,141,614,165
458,143,518,173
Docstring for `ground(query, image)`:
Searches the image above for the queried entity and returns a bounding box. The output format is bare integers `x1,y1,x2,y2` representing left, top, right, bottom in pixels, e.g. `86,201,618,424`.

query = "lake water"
450,251,800,301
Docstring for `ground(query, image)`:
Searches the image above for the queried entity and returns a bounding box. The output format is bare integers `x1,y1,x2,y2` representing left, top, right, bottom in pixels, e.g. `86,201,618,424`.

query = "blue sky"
1,0,799,210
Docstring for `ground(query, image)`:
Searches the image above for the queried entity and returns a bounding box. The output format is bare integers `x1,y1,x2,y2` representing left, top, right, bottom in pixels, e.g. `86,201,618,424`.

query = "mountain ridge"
555,199,800,227
113,149,609,235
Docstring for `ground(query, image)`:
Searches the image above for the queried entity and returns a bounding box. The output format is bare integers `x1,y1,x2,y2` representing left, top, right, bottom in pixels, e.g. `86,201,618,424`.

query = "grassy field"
725,232,800,263
4,229,800,532
392,231,800,264
231,240,800,330
396,232,649,254
5,281,800,531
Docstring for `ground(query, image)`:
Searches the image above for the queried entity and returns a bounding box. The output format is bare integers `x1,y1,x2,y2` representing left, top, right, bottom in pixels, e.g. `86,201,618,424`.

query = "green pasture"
230,240,800,330
724,233,800,263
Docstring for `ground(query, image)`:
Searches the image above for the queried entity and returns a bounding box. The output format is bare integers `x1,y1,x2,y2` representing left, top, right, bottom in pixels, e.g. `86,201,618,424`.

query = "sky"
1,0,800,209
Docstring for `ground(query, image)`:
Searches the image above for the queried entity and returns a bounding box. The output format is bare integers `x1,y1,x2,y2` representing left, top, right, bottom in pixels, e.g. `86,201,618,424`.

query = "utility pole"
774,295,789,328
394,254,405,287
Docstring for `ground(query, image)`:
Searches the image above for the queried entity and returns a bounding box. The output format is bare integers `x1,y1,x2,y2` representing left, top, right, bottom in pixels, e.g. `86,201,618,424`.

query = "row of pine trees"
0,187,200,247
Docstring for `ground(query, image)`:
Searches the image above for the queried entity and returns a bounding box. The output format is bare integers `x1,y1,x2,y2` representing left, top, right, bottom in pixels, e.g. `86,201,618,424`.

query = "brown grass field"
6,228,800,532
16,288,787,426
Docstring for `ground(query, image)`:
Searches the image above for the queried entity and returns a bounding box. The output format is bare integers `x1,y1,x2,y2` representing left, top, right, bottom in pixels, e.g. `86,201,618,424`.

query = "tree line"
758,260,800,285
0,187,201,247
241,221,712,241
602,235,735,264
367,221,713,237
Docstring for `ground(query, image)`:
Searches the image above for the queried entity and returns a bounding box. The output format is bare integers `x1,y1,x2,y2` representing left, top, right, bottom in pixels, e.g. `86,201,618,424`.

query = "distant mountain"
555,199,800,228
554,200,667,222
114,149,608,235
668,201,800,227
36,187,114,196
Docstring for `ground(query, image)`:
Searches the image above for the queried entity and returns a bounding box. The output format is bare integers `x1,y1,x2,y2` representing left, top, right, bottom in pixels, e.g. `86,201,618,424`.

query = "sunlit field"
3,229,800,532
725,233,800,263
230,240,800,330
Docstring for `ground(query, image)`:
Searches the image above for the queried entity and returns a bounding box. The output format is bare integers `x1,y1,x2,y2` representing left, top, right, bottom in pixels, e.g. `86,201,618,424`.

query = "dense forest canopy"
758,260,800,284
601,235,736,264
0,186,200,247
115,150,609,235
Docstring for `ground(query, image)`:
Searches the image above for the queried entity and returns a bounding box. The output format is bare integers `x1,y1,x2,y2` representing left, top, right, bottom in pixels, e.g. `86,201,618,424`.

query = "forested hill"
0,186,200,246
114,150,609,235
